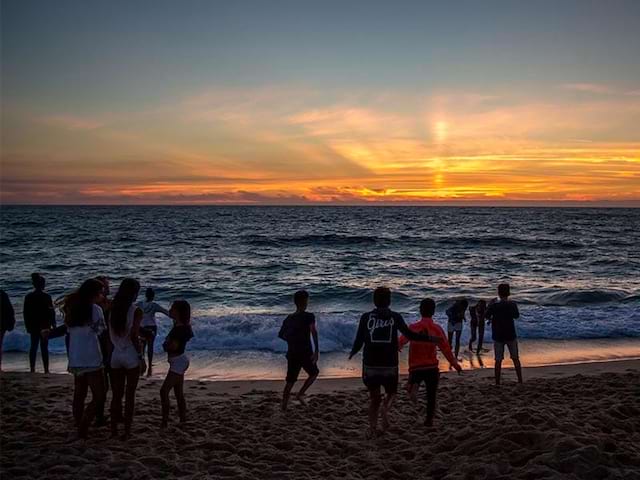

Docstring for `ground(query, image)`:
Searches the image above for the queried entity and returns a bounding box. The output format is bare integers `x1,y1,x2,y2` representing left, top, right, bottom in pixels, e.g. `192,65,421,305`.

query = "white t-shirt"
137,300,169,327
68,304,105,371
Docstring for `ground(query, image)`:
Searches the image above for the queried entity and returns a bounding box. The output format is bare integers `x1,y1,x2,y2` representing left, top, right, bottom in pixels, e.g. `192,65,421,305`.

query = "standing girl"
66,278,107,439
109,278,144,439
160,300,193,429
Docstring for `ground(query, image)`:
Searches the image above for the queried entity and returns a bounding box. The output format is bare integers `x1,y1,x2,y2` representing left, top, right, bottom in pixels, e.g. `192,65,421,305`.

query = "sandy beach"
1,359,639,479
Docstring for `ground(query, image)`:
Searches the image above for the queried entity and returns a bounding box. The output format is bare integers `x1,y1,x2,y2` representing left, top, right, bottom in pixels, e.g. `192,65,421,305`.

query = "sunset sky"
1,0,639,205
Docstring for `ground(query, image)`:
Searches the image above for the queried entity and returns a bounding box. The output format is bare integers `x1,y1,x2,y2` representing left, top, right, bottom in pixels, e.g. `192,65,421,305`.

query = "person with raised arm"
137,287,170,377
398,298,461,427
349,287,441,438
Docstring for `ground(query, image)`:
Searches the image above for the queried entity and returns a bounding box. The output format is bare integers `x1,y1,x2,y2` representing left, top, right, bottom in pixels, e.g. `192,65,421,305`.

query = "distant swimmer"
23,273,56,374
486,283,523,386
468,299,487,353
109,278,144,439
446,299,468,359
349,287,441,438
278,290,319,411
137,287,170,377
160,300,193,429
398,298,462,427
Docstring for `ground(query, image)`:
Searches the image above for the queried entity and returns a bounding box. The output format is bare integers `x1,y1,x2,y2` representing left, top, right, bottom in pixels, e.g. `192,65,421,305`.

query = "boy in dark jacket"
23,273,56,373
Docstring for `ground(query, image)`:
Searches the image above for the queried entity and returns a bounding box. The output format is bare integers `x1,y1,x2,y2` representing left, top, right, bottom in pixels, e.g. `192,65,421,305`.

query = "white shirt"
137,300,169,327
68,304,105,371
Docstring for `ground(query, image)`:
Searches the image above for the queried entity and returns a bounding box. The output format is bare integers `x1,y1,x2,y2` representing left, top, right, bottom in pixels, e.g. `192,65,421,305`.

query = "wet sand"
1,359,639,479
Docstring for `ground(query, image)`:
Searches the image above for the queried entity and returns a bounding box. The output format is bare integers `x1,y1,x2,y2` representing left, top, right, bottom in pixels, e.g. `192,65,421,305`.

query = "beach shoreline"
2,359,639,479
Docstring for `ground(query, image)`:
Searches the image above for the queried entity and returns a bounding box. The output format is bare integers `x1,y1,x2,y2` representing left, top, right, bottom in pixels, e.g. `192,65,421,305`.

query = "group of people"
0,274,194,439
279,283,523,438
1,275,522,440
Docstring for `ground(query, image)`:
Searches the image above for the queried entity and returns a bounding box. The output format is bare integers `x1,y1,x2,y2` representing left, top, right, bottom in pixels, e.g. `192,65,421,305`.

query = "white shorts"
494,340,519,361
168,354,190,375
111,348,140,370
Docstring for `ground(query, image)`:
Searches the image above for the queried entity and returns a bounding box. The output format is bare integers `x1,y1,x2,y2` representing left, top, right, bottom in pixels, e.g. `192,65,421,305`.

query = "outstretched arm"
155,303,171,317
397,316,439,343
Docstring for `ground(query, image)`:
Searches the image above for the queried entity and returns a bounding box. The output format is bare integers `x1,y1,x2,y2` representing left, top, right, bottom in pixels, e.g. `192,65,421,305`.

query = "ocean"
1,206,638,378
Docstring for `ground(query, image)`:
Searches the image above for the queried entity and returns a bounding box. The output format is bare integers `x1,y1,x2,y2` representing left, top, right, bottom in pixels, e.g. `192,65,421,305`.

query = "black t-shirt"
350,308,436,368
280,311,315,356
486,300,519,342
23,290,56,333
165,325,194,355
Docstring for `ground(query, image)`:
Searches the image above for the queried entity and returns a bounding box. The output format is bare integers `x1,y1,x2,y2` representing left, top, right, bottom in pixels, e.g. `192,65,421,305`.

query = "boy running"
398,298,461,426
278,290,319,411
485,283,523,386
349,287,440,437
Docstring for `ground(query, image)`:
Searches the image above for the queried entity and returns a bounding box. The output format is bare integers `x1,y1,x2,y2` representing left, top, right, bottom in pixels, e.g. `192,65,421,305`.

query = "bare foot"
296,394,307,406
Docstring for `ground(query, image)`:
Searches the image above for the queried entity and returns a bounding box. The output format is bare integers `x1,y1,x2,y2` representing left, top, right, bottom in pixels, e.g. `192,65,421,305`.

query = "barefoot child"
278,290,319,411
137,287,170,377
468,299,487,353
160,300,193,428
485,283,523,386
398,298,461,427
349,287,441,438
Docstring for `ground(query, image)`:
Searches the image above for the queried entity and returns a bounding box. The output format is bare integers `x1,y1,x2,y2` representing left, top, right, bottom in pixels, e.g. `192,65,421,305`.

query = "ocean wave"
3,304,638,355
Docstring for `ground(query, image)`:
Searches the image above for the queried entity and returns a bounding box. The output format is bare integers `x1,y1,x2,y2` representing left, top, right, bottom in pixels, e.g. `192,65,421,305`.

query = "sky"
1,0,639,205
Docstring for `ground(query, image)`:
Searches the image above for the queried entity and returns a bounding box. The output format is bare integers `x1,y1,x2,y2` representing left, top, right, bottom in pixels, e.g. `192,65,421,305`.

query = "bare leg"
147,335,156,377
408,383,419,405
110,368,126,437
160,371,182,428
123,367,139,438
368,387,382,437
495,360,502,386
79,370,105,439
454,331,461,358
29,332,39,372
174,376,186,423
73,374,89,428
281,381,295,411
40,335,50,374
380,392,396,431
513,358,523,384
447,331,453,348
296,373,318,404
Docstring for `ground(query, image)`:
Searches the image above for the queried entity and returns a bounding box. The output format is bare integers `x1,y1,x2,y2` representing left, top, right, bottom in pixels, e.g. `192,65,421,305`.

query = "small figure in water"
349,287,440,438
468,299,487,353
279,290,319,411
486,283,523,386
446,299,468,359
160,300,194,428
398,298,461,427
137,287,170,377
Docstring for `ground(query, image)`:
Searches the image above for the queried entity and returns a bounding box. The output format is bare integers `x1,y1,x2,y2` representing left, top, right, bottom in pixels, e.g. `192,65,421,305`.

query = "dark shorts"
286,352,319,383
140,326,157,340
363,366,398,394
408,368,440,386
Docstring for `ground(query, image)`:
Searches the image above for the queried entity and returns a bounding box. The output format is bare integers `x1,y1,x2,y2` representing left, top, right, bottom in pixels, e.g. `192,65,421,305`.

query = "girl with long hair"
66,278,106,439
160,300,193,429
109,278,144,439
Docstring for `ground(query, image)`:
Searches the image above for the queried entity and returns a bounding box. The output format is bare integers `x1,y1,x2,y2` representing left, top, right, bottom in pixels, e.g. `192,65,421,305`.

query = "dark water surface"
1,206,638,355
